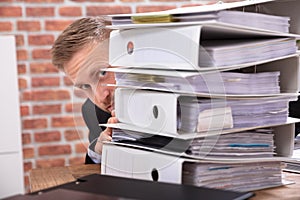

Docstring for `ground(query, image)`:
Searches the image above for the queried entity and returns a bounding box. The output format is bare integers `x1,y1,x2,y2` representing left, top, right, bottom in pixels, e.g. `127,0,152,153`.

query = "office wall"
0,0,241,193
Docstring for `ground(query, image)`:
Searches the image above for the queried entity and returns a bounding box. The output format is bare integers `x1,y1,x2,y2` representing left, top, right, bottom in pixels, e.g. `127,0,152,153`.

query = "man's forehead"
65,42,109,80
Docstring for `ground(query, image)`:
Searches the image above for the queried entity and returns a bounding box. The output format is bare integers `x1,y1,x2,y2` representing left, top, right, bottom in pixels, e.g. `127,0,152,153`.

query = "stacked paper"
173,10,290,33
187,128,275,158
179,96,290,132
112,127,275,159
199,38,297,67
103,0,300,194
109,6,290,33
183,161,283,192
114,69,281,95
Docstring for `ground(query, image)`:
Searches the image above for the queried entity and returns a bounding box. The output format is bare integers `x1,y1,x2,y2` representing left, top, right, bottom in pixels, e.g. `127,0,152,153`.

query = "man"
51,17,117,164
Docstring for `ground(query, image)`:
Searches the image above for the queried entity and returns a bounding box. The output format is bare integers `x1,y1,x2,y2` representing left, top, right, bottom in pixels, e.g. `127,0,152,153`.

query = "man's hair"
51,16,110,71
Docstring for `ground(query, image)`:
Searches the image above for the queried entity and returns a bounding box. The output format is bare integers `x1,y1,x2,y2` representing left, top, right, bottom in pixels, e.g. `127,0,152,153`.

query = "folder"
102,117,298,158
109,25,299,70
114,88,297,135
110,9,290,33
107,0,300,35
101,142,291,192
105,54,300,95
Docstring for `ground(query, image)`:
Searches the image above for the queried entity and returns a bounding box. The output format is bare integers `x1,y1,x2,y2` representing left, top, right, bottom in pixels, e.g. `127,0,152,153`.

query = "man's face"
64,40,115,113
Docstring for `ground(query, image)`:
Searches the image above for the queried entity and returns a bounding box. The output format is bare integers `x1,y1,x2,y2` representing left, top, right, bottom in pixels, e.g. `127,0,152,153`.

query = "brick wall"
0,0,241,193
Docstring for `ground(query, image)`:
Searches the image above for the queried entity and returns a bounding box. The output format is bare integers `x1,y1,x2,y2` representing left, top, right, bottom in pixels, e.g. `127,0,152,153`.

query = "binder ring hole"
153,105,158,119
127,41,134,55
151,168,159,181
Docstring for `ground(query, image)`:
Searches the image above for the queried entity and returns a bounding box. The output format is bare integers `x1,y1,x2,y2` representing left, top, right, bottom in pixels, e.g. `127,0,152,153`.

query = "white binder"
105,54,300,94
103,119,297,157
114,87,297,135
108,0,300,70
109,26,299,70
101,142,291,192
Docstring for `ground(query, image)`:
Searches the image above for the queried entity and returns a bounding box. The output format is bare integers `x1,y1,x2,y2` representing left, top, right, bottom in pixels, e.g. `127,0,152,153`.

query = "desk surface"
29,165,300,200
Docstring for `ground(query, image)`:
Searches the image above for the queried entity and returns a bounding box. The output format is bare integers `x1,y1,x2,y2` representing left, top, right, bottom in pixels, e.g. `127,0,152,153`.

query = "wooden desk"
29,164,101,193
29,165,300,199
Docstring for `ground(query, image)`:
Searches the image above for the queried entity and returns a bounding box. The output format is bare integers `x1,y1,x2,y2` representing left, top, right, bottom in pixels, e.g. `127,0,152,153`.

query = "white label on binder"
197,107,233,132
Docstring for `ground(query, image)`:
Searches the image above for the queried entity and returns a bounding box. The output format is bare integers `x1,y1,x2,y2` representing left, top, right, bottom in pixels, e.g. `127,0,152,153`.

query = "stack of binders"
102,0,300,193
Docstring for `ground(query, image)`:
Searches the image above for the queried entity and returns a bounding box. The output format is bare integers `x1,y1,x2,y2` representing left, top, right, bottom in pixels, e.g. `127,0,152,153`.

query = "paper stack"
112,68,281,95
199,38,297,67
109,5,290,33
182,160,283,192
102,0,300,193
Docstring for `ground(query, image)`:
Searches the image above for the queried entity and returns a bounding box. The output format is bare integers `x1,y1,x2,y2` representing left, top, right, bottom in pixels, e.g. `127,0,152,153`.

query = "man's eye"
79,84,91,90
98,70,107,78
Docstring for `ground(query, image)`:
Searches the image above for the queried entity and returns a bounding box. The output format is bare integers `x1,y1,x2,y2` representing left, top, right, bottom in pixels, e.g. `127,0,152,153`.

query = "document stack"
101,0,300,193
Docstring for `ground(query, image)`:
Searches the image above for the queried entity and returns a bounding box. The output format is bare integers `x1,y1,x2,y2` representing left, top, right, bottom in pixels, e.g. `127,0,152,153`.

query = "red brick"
22,133,31,145
28,35,55,45
64,129,82,141
17,21,41,31
36,158,65,168
15,34,25,46
59,6,82,16
63,76,73,86
23,118,48,129
0,6,22,17
24,175,30,192
32,48,51,59
18,64,27,74
33,104,61,114
75,142,88,153
26,7,55,17
136,5,176,13
22,90,71,101
120,0,143,2
181,3,205,7
20,105,30,116
18,78,28,89
30,62,58,74
23,147,34,159
52,116,85,127
72,0,113,2
150,0,183,1
69,156,85,166
22,0,63,2
24,162,33,173
38,144,71,156
0,0,13,2
34,131,61,142
65,102,82,113
31,77,60,87
45,20,74,31
17,49,28,61
52,116,76,127
87,6,131,16
0,21,12,31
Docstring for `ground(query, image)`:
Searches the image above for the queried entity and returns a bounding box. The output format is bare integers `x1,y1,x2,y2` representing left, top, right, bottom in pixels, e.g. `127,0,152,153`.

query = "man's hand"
94,110,118,155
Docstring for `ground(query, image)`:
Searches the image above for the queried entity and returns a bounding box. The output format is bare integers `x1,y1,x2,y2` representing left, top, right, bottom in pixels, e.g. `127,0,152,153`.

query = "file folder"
114,88,297,135
107,0,300,34
105,54,300,95
102,117,298,158
109,25,299,70
101,142,290,192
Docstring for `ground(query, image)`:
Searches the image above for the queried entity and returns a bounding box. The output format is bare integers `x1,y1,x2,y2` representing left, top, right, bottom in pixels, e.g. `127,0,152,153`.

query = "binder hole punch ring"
127,41,134,55
153,105,159,119
151,168,159,181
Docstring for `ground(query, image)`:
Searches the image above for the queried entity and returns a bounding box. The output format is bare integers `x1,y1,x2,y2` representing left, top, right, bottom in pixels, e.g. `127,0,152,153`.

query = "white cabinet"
0,36,24,198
